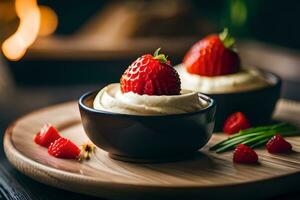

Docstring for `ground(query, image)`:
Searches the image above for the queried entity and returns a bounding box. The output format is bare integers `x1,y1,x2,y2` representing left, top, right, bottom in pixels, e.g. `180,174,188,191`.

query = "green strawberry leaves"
153,48,168,64
219,28,236,49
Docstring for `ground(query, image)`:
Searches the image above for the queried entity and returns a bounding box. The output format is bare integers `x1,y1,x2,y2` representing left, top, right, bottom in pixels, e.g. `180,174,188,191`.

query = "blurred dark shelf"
8,59,130,85
5,40,300,103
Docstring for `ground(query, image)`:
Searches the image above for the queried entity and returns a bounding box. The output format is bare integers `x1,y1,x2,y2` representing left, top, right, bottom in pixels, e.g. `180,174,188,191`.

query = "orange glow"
2,0,40,61
38,5,58,36
2,0,58,61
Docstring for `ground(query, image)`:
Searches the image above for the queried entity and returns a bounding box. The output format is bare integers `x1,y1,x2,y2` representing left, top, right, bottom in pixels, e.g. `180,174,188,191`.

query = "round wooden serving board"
4,99,300,200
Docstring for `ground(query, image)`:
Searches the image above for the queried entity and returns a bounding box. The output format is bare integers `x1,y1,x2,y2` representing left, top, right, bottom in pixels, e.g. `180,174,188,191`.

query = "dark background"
40,0,300,49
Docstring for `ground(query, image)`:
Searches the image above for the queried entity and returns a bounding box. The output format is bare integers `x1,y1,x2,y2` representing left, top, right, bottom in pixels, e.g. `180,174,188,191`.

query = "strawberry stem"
219,28,236,49
153,48,168,64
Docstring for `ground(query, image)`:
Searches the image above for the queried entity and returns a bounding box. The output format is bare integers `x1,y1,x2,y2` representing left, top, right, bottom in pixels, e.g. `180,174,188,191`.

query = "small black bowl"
78,90,216,162
208,71,281,130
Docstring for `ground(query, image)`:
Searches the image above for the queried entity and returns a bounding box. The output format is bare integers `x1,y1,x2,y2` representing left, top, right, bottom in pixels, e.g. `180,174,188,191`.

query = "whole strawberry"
48,138,81,159
34,124,62,147
266,134,292,153
233,144,258,164
223,112,251,134
183,28,240,76
120,48,181,95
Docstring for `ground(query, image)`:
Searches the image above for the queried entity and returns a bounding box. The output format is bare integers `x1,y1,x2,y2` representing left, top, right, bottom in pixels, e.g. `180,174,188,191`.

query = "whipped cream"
93,83,208,115
176,64,270,94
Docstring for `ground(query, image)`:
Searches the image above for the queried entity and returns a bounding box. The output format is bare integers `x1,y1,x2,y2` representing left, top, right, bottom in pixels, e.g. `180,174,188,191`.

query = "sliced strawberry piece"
34,124,62,147
120,48,181,96
48,138,80,159
183,28,240,77
223,112,251,134
233,144,258,164
266,134,292,153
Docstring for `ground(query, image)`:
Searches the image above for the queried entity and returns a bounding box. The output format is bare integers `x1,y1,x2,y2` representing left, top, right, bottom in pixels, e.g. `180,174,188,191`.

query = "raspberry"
233,144,258,164
266,134,292,153
223,112,251,134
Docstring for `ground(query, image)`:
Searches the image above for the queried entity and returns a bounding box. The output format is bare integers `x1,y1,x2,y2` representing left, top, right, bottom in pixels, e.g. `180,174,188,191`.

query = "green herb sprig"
210,123,298,153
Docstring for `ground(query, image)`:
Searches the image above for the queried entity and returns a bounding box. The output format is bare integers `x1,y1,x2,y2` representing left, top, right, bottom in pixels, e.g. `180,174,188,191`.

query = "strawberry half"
223,112,251,134
120,48,181,95
183,28,240,76
233,144,258,164
34,124,62,147
266,134,292,153
48,138,81,159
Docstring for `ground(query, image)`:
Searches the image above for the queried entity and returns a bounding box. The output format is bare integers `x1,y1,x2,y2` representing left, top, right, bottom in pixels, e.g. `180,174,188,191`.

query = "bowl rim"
175,64,282,95
78,89,216,118
208,70,282,97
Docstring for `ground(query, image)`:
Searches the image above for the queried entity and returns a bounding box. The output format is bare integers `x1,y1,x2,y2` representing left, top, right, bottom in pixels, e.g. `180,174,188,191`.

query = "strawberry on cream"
176,65,270,94
93,83,208,115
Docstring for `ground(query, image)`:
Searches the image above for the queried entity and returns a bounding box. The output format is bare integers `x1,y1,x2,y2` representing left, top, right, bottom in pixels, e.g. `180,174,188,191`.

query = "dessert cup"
176,65,281,130
79,89,216,162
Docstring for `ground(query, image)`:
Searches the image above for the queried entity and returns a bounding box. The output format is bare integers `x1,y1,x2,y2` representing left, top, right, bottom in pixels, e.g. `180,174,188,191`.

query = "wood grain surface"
3,99,300,200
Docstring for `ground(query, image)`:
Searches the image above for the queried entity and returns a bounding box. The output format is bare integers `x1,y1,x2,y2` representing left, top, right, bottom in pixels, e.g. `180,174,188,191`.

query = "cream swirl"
93,83,208,115
176,64,270,94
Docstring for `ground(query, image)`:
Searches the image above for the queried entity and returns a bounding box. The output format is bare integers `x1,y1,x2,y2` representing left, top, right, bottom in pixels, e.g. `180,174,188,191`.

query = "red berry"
48,138,81,159
233,144,258,164
120,48,181,95
266,134,292,153
183,28,240,77
223,112,251,134
34,124,62,147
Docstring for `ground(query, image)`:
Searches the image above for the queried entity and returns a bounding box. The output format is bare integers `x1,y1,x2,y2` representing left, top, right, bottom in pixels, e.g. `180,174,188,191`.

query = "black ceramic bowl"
78,90,216,162
207,71,281,130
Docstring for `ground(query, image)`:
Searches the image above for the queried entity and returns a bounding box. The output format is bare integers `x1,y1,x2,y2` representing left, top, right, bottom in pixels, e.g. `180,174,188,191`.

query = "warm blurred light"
2,0,58,61
2,0,40,61
38,5,58,36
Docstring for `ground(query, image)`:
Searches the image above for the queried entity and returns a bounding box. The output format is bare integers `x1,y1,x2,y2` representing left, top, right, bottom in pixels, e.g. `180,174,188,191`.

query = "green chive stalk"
210,123,298,153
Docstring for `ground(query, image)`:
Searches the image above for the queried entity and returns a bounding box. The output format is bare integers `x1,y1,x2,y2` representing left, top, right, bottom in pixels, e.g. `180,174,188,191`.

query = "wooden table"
0,85,300,200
